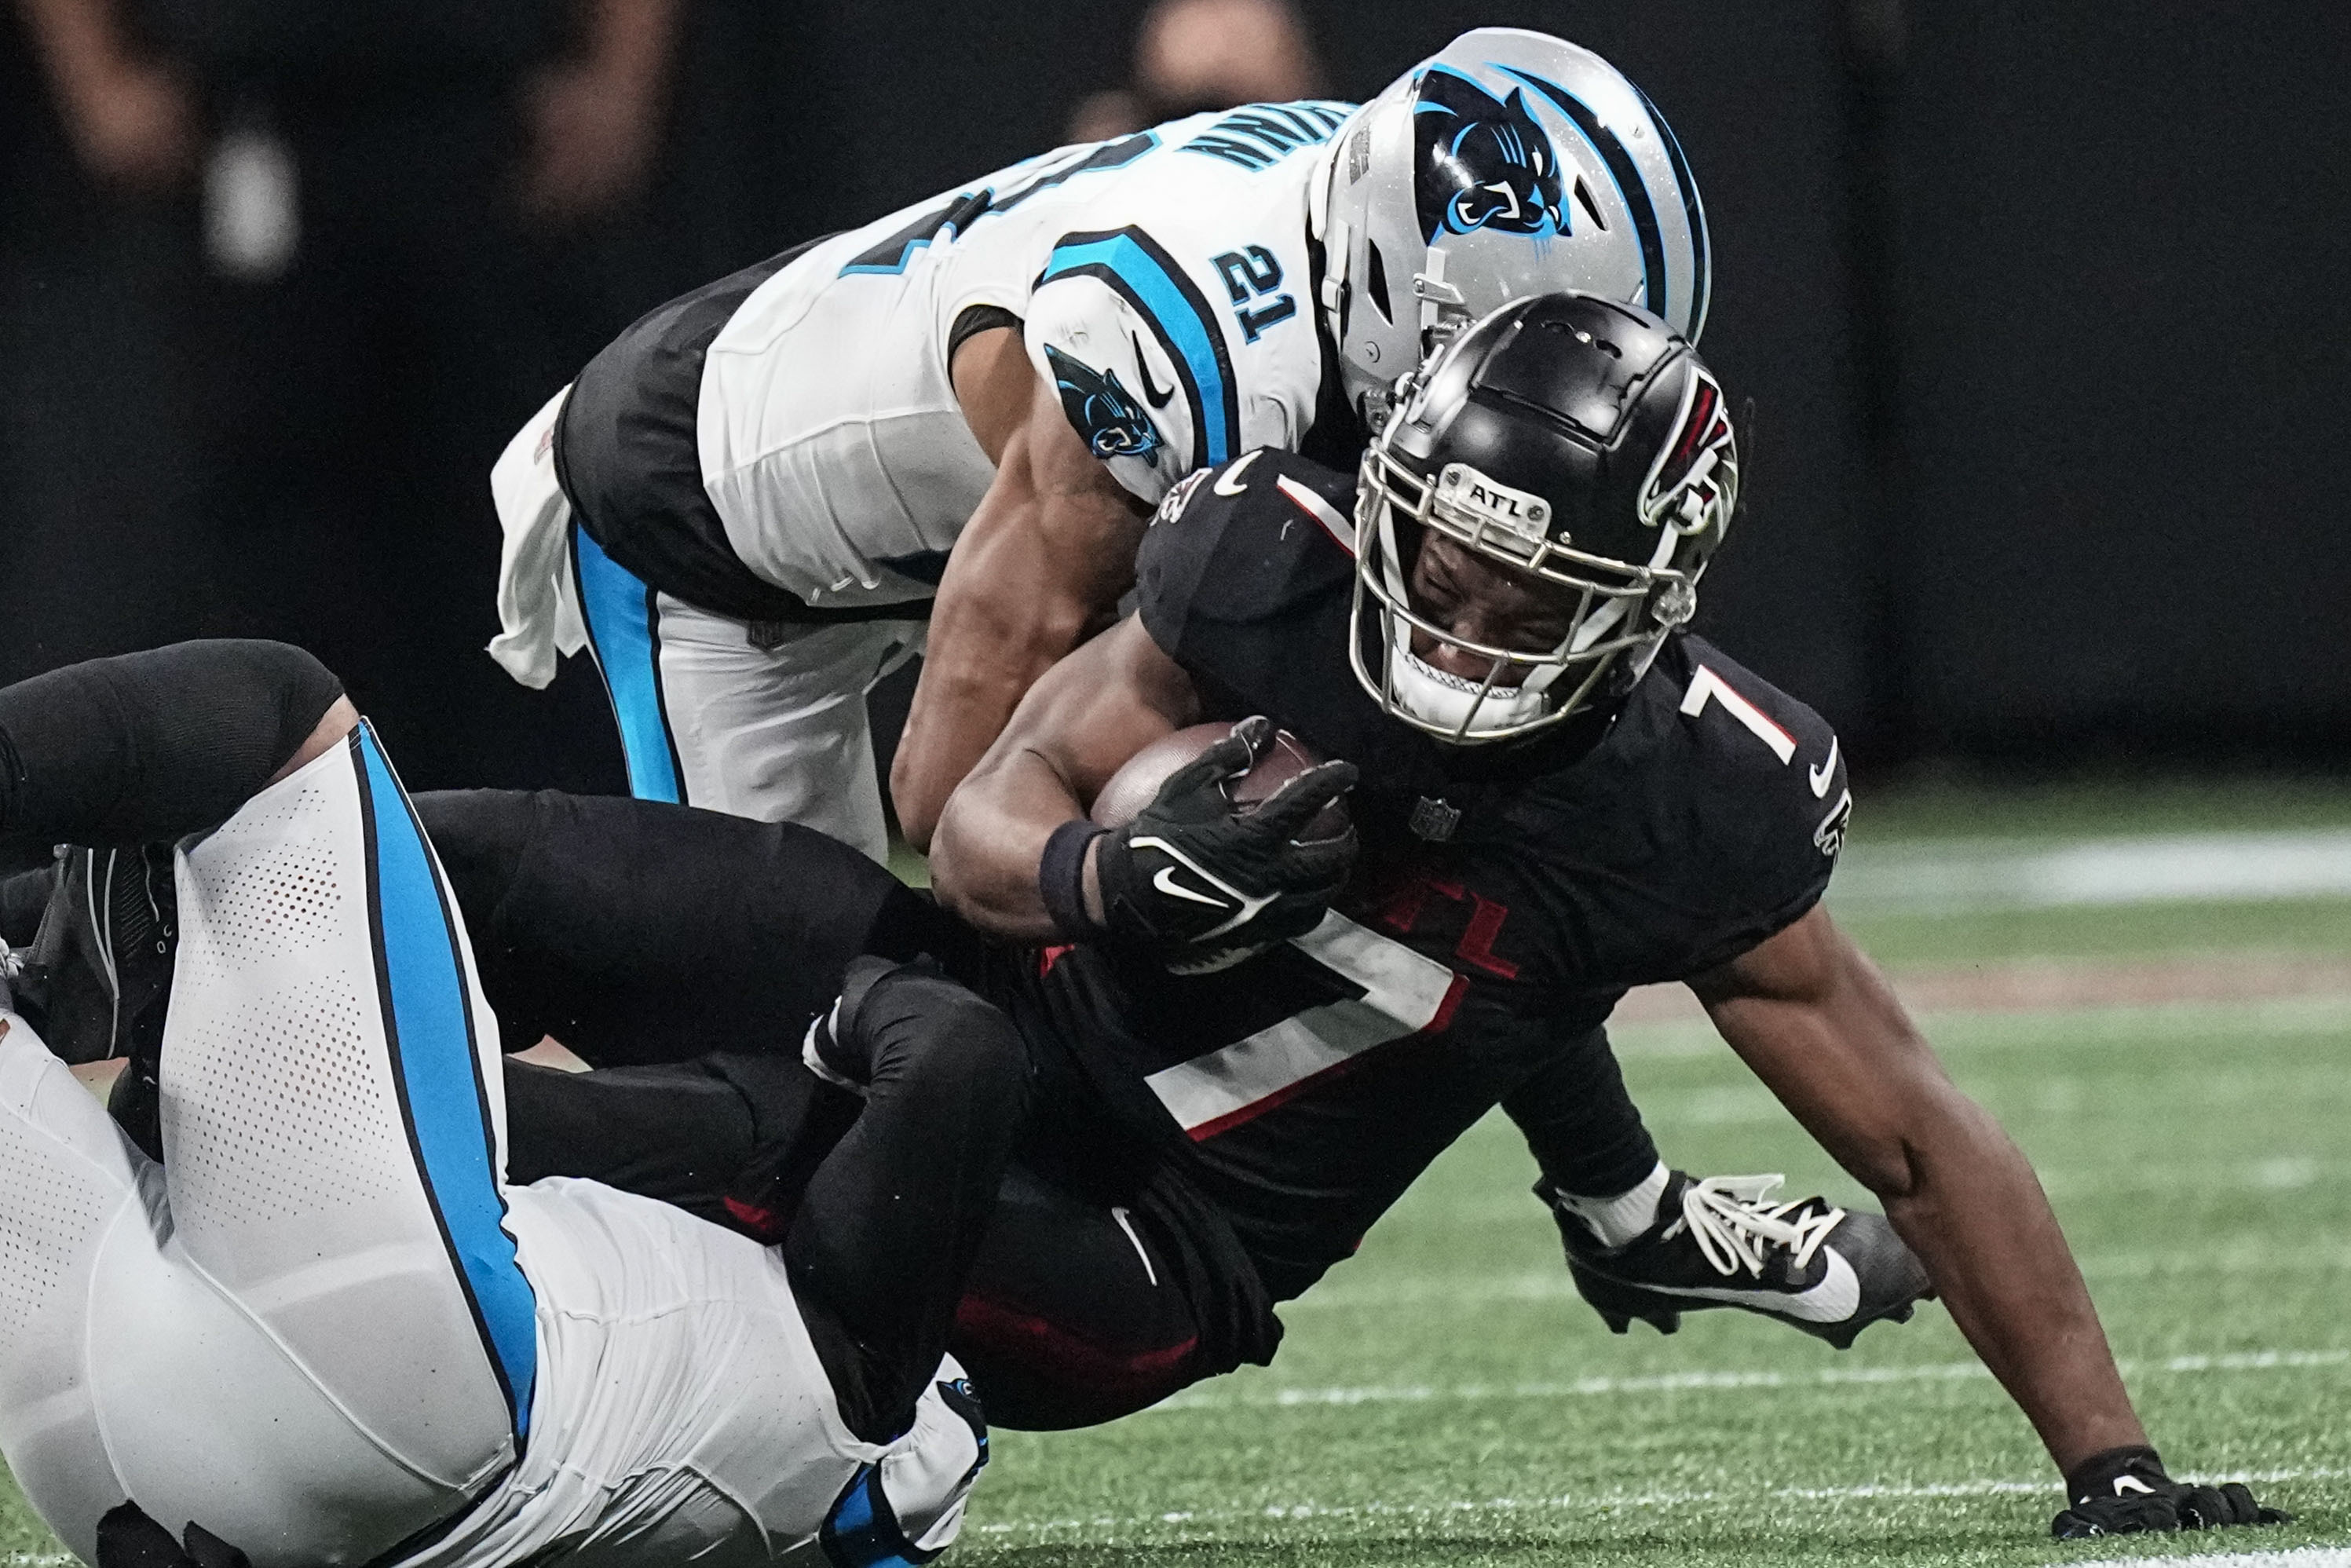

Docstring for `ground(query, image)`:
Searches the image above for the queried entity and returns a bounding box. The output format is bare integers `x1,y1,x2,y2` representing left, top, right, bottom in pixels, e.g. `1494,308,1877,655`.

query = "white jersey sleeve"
1023,264,1210,506
1015,106,1349,505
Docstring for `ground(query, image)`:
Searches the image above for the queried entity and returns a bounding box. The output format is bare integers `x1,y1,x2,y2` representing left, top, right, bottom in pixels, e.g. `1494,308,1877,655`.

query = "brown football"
1090,722,1351,840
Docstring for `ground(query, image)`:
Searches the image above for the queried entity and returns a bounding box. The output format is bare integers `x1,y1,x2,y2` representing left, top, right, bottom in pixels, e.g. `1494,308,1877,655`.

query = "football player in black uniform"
5,297,2291,1539
922,292,2291,1539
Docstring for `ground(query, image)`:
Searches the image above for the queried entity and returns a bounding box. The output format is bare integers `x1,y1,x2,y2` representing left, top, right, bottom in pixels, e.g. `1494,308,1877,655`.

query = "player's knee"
863,967,1029,1109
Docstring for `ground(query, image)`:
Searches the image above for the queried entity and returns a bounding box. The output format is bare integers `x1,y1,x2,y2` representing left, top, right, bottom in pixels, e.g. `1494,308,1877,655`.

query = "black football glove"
1092,716,1358,973
2051,1446,2293,1539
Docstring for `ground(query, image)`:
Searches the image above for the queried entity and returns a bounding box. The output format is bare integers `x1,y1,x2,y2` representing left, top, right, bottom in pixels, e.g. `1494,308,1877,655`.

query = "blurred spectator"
1068,0,1323,141
16,0,196,192
5,0,682,789
520,0,678,226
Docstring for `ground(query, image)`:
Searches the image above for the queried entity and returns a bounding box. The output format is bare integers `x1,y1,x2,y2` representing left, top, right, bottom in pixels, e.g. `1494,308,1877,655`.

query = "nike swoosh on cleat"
1213,450,1263,495
1809,736,1841,799
1625,1249,1863,1325
1152,866,1230,908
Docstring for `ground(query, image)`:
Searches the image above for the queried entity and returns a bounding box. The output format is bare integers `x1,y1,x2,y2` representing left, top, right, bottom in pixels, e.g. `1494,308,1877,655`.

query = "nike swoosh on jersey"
1212,449,1263,495
1809,736,1841,799
1132,333,1176,409
1624,1248,1862,1324
1152,865,1229,908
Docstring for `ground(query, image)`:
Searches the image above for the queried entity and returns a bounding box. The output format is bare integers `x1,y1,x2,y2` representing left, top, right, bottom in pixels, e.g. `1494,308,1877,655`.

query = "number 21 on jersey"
1212,246,1296,343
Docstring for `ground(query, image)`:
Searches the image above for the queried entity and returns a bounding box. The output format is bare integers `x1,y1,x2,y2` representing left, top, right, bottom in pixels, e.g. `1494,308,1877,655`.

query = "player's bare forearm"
893,365,1148,848
1871,1086,2144,1473
930,617,1197,940
928,747,1091,943
1696,906,2146,1475
893,554,1101,854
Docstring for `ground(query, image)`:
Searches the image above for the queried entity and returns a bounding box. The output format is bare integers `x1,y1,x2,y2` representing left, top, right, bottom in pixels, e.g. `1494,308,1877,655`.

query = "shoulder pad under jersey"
1136,447,1358,655
1131,447,1450,787
1023,143,1333,506
1519,634,1849,979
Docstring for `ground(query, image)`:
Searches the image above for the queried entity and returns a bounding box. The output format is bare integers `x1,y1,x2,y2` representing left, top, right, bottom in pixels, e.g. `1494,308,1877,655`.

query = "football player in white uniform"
0,641,1015,1568
486,26,1712,861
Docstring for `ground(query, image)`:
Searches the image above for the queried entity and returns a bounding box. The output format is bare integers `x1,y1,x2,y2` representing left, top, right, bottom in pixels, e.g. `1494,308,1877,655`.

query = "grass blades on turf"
0,901,2341,1566
954,967,2349,1564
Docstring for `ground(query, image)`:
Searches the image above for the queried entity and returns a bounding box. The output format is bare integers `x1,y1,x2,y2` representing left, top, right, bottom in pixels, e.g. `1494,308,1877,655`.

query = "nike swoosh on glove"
2051,1445,2292,1538
1093,716,1358,974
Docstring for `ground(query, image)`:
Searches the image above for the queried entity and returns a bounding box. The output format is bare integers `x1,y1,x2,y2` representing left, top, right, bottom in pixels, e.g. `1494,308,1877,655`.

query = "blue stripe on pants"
571,524,685,805
356,725,539,1440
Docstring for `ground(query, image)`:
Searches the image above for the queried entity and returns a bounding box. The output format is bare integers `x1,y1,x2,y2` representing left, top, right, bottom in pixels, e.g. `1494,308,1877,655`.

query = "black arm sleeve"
1501,1022,1663,1200
0,641,343,854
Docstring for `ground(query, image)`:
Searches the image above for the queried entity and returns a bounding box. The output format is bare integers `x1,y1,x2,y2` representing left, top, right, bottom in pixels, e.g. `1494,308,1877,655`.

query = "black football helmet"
1351,291,1738,743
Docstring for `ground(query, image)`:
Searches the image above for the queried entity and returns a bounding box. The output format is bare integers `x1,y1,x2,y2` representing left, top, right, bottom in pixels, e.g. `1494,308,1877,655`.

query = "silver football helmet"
1311,27,1713,426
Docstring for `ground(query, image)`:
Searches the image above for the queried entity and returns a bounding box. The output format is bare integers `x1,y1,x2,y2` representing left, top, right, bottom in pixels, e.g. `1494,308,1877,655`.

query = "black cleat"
14,846,176,1068
1542,1171,1934,1351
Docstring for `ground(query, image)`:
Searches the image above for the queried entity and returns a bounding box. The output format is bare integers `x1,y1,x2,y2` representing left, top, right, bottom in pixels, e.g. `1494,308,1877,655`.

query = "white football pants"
0,727,532,1567
487,387,923,864
568,525,923,863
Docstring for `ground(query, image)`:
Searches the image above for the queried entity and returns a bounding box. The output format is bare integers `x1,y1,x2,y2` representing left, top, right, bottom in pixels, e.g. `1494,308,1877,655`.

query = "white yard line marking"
2073,1552,2351,1568
2118,1554,2351,1568
1144,1348,2351,1413
1614,959,2351,1029
1612,994,2351,1060
1278,1242,2351,1311
972,1465,2349,1537
1832,828,2351,913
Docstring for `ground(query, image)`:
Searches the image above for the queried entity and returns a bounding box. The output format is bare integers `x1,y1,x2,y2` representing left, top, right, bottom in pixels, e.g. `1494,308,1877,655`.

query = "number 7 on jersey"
1679,664,1796,763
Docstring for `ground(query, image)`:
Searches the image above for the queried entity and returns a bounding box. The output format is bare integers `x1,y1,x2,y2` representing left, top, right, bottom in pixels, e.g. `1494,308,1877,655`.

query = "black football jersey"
1003,448,1852,1302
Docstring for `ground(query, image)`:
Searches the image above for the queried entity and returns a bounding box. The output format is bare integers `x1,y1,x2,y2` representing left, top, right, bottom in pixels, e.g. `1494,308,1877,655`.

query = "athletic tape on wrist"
1040,820,1108,941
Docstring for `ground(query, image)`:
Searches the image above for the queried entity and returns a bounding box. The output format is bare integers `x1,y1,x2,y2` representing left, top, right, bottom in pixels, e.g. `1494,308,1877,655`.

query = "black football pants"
416,788,1219,1428
6,766,1666,1429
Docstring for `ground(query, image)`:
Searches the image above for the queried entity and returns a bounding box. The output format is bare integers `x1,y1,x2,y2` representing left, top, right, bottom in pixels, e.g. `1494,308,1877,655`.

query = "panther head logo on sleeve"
1413,67,1570,242
1045,344,1165,466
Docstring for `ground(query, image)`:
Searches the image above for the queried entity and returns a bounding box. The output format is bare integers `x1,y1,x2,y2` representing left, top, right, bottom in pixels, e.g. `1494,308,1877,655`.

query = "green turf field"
2,791,2344,1566
937,789,2351,1568
945,975,2349,1567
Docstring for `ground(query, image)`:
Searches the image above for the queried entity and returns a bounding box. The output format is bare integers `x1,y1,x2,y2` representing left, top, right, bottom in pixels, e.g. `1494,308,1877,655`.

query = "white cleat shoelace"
1669,1174,1848,1280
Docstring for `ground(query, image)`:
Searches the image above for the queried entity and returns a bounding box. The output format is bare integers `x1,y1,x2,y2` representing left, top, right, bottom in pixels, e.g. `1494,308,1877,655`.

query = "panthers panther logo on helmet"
1045,344,1163,467
1315,30,1713,429
1413,67,1568,243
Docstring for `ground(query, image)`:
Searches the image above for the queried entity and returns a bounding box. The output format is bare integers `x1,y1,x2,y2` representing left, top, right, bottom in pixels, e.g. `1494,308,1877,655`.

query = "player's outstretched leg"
1541,1167,1934,1350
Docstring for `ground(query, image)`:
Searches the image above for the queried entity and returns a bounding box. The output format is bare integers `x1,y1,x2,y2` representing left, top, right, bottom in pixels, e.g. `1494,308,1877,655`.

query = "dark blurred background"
5,0,2347,794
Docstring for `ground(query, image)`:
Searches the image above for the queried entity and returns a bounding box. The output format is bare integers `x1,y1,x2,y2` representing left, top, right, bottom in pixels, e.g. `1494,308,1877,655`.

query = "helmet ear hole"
1365,240,1395,325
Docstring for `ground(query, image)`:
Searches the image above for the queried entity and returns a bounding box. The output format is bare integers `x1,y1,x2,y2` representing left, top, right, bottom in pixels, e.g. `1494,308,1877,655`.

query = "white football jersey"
696,101,1356,613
